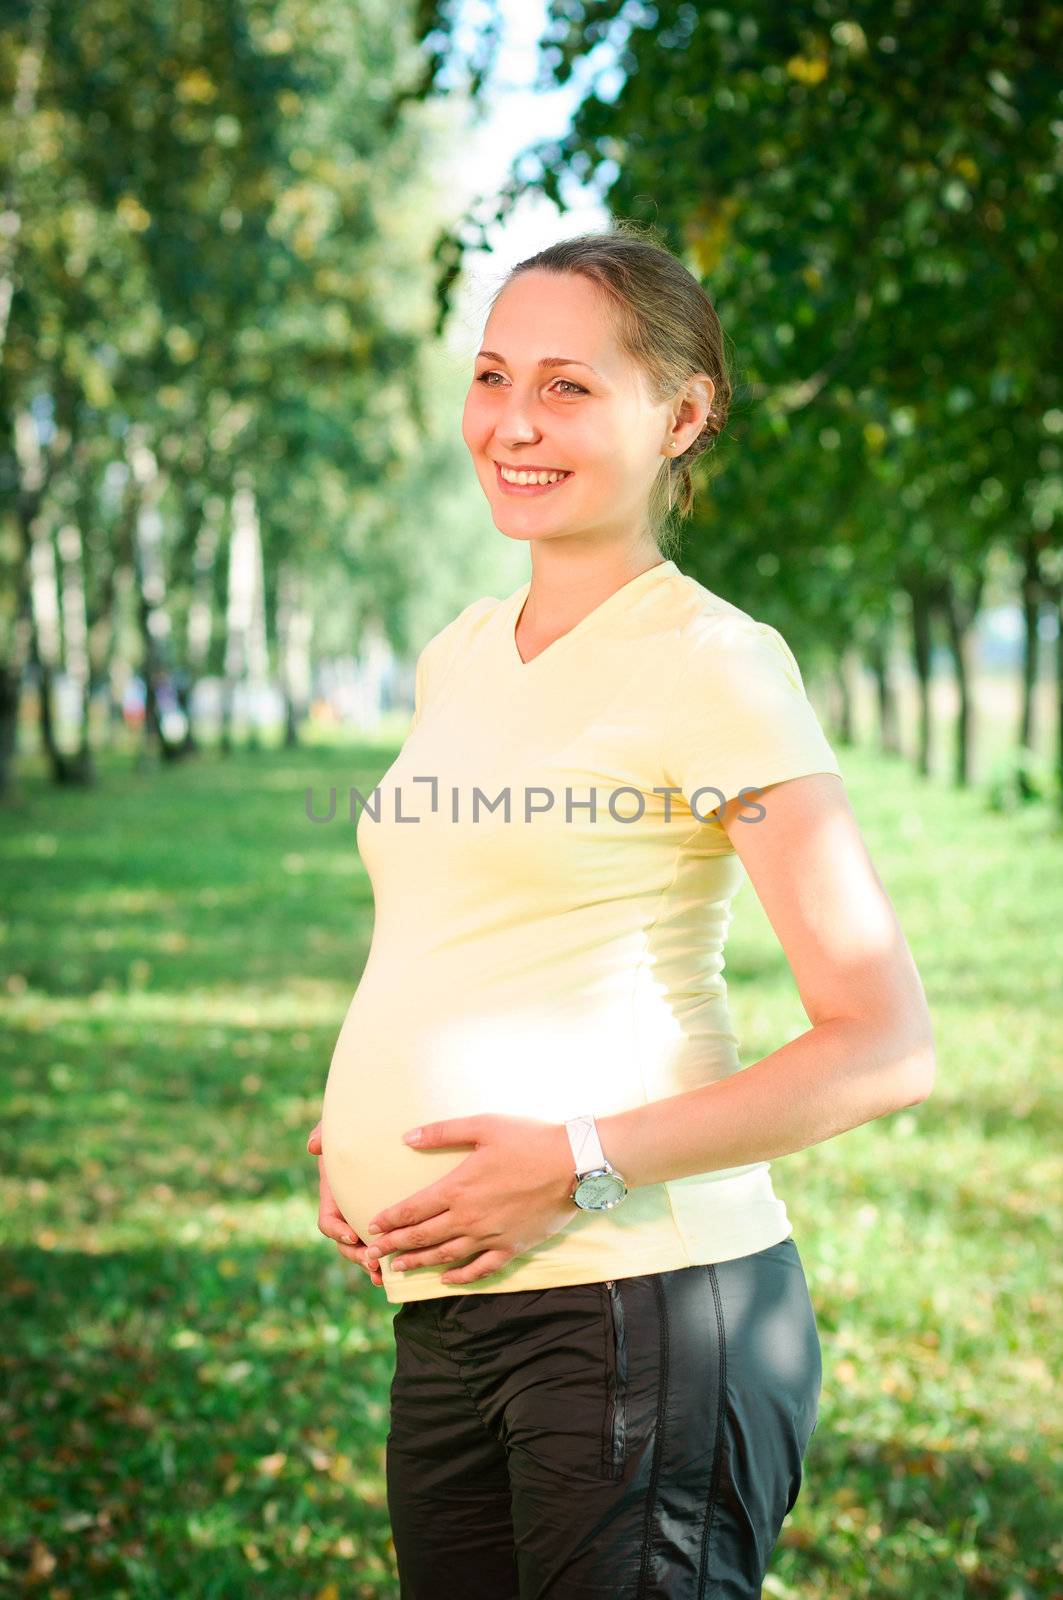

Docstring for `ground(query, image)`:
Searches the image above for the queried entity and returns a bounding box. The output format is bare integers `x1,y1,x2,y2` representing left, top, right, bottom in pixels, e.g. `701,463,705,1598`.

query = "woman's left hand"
364,1115,578,1285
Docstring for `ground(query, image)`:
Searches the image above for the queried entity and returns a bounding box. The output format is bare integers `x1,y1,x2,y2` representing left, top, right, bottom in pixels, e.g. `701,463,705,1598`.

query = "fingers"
318,1217,384,1286
435,1249,509,1286
367,1237,478,1275
307,1121,323,1155
335,1236,385,1287
365,1211,455,1261
365,1220,460,1265
317,1209,358,1248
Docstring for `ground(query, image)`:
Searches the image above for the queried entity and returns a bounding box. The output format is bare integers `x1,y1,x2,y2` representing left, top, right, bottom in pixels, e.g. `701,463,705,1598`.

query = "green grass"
1,734,1061,1599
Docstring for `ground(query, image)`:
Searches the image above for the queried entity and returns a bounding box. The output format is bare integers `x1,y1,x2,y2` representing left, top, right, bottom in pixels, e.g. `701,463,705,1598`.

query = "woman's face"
461,269,680,549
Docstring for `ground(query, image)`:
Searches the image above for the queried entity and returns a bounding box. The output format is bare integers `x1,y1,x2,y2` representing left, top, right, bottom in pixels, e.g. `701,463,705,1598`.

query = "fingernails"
341,1233,355,1246
393,1260,406,1271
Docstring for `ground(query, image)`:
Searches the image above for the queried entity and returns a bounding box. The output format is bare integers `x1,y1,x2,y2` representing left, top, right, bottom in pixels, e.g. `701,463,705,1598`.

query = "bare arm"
595,772,936,1188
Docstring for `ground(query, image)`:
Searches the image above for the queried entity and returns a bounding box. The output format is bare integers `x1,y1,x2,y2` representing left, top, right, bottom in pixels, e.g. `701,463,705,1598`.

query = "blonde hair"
494,219,733,553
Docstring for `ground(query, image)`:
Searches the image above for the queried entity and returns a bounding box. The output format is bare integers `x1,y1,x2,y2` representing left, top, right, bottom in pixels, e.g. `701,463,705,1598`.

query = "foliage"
1,735,1061,1596
412,0,1061,685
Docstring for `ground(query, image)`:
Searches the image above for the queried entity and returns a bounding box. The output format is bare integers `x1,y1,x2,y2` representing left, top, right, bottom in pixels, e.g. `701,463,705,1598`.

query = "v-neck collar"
507,560,678,671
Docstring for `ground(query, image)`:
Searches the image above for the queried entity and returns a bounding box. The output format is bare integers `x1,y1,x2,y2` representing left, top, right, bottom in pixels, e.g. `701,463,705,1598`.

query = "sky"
435,0,621,353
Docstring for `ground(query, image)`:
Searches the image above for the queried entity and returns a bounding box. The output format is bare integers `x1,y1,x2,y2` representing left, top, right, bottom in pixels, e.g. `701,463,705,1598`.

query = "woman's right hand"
307,1120,384,1288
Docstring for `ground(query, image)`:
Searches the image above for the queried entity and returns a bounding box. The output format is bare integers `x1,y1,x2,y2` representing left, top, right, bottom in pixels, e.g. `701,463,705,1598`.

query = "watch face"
575,1170,628,1210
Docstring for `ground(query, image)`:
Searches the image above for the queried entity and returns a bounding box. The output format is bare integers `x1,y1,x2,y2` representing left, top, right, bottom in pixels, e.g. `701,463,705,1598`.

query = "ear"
668,374,715,453
682,373,715,430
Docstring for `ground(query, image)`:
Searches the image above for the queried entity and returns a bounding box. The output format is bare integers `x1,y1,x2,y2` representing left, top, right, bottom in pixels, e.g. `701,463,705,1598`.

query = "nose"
492,393,542,449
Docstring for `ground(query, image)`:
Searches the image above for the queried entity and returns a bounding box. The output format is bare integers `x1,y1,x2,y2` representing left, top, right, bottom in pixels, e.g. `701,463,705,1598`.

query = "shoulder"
657,576,840,802
663,571,807,692
417,593,501,694
422,594,500,661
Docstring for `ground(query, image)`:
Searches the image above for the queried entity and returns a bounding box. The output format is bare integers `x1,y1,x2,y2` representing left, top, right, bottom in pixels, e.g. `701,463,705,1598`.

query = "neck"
520,542,665,631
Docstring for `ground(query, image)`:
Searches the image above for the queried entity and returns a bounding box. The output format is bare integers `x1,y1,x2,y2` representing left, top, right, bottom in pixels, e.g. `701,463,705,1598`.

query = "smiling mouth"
494,462,574,493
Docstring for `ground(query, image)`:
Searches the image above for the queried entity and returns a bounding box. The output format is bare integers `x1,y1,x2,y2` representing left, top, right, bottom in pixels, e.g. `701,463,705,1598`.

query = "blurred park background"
1,2,1061,1596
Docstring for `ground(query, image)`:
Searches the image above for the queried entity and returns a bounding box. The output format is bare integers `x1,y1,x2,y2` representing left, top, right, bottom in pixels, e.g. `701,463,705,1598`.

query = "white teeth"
499,465,570,486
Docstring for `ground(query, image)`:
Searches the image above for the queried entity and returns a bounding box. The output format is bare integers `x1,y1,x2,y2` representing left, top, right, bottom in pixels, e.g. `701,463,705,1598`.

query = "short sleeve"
661,614,842,810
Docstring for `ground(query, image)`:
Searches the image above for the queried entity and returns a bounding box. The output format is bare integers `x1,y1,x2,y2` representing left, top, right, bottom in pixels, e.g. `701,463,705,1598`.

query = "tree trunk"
0,532,34,799
223,476,269,754
1056,582,1063,819
92,481,139,753
10,404,83,785
56,520,95,784
277,560,312,750
127,430,185,764
27,504,80,783
184,497,224,752
907,581,934,779
939,569,985,788
831,648,854,745
1018,534,1042,750
865,618,900,756
0,0,49,359
0,648,25,798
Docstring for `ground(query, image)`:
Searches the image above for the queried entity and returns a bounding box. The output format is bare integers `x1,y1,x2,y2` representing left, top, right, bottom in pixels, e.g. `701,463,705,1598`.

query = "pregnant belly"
320,1066,472,1246
318,978,662,1243
318,991,522,1244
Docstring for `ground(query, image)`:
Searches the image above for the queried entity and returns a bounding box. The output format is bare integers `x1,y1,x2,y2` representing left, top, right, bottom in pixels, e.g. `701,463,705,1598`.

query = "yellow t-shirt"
321,558,843,1303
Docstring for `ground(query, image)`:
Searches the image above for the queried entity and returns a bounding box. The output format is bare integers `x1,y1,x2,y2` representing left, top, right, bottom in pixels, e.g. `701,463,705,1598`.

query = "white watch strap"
565,1113,607,1176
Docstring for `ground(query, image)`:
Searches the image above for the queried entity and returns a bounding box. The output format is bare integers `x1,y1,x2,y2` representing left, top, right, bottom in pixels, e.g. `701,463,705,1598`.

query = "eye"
474,371,587,396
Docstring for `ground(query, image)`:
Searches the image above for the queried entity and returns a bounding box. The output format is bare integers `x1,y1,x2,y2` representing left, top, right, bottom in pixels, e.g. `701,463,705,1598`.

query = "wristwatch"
565,1113,629,1211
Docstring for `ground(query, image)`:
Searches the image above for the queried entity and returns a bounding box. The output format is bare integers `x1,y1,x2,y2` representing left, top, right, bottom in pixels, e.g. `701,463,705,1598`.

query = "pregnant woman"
306,225,936,1599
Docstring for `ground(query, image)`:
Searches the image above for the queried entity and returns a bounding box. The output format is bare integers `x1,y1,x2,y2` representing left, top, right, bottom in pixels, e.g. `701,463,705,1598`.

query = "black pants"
385,1235,822,1599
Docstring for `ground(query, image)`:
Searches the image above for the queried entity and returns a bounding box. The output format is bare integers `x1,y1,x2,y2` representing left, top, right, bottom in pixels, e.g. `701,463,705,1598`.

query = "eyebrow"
475,349,602,378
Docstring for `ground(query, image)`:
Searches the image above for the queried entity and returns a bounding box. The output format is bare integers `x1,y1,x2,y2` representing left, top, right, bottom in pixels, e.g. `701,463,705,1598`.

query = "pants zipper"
603,1279,628,1477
